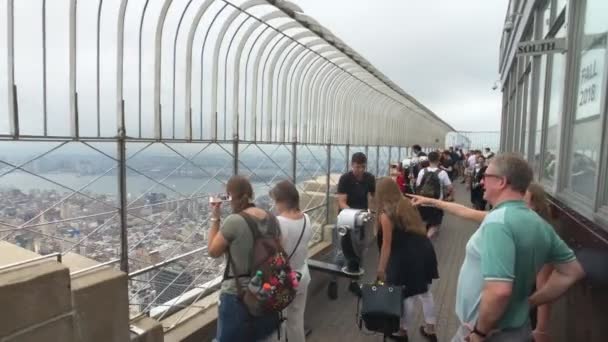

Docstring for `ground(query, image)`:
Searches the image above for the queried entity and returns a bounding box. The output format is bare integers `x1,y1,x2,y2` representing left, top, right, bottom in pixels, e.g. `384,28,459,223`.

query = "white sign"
576,48,605,120
517,38,566,56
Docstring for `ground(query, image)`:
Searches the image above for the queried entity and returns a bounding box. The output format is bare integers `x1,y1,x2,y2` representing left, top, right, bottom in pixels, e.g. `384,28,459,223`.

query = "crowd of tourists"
207,145,584,342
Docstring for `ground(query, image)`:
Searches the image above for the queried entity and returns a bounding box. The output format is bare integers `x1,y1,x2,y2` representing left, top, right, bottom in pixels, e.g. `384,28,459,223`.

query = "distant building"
153,267,194,305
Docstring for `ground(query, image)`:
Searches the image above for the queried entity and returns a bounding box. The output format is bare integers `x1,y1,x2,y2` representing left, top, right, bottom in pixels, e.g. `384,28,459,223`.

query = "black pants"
470,188,487,210
341,231,360,273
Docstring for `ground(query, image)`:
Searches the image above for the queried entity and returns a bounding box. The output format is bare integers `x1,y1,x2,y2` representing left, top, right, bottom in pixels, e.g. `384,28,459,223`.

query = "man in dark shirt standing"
336,152,375,294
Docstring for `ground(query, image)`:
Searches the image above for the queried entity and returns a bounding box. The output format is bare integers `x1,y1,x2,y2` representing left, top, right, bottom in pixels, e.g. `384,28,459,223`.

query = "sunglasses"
482,173,506,181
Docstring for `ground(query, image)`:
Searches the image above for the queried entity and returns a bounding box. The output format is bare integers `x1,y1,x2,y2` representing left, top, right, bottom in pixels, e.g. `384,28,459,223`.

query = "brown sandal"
419,326,438,342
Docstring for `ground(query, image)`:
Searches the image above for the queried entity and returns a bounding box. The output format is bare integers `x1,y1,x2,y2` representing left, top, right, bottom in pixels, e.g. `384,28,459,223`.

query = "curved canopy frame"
1,0,453,146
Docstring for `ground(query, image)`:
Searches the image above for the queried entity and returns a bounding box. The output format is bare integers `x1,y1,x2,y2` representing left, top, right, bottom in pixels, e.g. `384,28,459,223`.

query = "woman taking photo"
375,178,439,342
269,180,312,342
207,175,281,342
408,183,555,342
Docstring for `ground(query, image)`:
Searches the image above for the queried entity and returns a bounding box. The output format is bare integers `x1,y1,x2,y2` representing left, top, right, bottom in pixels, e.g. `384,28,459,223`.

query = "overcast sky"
292,0,509,131
0,0,509,137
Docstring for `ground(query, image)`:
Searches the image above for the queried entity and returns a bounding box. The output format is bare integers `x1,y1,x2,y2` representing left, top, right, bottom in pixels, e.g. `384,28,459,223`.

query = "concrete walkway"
305,183,479,342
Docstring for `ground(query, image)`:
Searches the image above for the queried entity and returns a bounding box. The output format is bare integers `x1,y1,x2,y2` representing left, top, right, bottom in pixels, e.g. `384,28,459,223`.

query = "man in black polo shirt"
337,152,376,211
337,152,375,294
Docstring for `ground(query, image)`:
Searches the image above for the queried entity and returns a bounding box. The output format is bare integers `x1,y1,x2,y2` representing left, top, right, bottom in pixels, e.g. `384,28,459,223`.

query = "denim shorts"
216,292,279,342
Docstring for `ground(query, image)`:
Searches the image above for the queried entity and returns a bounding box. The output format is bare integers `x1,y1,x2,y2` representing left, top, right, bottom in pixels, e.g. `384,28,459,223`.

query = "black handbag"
358,282,405,336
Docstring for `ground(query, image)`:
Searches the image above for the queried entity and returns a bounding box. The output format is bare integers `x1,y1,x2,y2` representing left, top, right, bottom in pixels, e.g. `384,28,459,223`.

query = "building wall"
499,0,608,230
499,1,608,341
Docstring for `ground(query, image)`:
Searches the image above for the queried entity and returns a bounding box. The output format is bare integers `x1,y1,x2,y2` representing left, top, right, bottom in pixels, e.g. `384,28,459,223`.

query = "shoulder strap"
239,212,262,239
288,216,307,260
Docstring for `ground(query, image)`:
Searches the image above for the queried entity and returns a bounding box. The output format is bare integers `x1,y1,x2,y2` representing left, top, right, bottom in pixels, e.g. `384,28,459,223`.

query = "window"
555,0,567,17
532,2,552,177
533,55,548,178
542,25,567,187
566,0,607,200
523,68,533,158
542,1,552,38
507,75,517,151
514,71,525,152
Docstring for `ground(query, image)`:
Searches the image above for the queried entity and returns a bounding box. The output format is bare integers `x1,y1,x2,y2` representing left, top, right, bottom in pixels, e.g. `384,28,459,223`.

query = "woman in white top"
269,180,312,342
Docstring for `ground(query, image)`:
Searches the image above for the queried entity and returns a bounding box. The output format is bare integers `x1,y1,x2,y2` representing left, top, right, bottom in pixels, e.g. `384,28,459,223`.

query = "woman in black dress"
375,178,439,342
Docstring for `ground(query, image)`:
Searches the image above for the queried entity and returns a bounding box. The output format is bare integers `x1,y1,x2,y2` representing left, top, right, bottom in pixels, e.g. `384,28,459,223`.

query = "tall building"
153,266,194,305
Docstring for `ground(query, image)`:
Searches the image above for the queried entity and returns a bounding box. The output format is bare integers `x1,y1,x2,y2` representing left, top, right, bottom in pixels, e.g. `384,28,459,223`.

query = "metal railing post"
117,101,129,274
292,142,297,183
398,146,402,163
233,137,239,175
376,145,380,176
325,143,331,225
345,144,350,171
388,147,392,175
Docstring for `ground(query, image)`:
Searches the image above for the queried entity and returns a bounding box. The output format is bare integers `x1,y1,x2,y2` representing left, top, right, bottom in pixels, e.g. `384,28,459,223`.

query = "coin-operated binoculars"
336,208,375,275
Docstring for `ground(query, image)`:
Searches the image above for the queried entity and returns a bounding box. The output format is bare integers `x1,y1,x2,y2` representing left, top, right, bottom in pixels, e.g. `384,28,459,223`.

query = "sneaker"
419,326,438,342
388,332,408,341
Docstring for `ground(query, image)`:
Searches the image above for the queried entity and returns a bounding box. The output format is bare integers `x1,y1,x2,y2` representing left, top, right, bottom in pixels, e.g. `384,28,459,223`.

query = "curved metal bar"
196,3,230,140
289,53,322,143
305,58,342,143
243,25,273,141
264,31,315,142
278,46,308,142
280,40,330,142
221,14,252,140
42,0,47,135
296,55,327,143
299,59,331,143
330,76,359,144
231,11,285,140
272,43,305,142
181,0,216,140
272,35,324,142
69,0,77,136
152,0,173,139
170,0,197,139
96,0,104,137
210,0,268,141
315,60,357,143
137,0,151,138
250,21,301,141
301,52,352,141
5,0,15,136
328,76,354,144
319,72,350,143
116,0,128,134
310,67,342,143
314,69,346,143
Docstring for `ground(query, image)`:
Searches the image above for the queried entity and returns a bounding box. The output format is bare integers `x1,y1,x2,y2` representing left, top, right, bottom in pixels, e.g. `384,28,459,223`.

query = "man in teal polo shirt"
453,153,585,342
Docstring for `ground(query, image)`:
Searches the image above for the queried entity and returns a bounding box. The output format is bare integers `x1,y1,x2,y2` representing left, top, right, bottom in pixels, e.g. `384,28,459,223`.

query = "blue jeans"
216,293,279,342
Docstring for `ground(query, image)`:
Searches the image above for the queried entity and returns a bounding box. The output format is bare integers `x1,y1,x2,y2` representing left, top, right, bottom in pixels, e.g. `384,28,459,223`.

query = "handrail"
0,252,61,272
70,258,120,276
128,246,208,278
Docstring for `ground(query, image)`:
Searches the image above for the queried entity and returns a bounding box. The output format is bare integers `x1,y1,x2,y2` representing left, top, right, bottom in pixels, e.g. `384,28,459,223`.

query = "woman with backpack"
375,177,439,342
208,175,285,342
269,180,313,342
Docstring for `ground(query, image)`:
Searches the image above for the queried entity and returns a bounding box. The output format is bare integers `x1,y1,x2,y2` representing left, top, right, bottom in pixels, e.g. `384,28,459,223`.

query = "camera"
209,193,232,203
